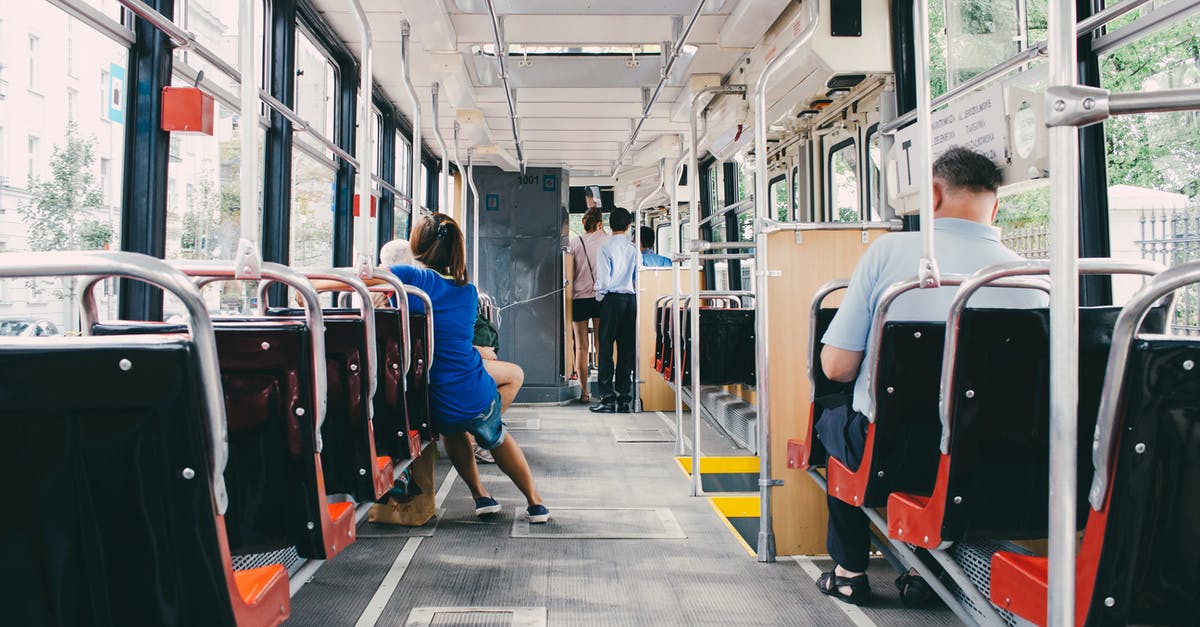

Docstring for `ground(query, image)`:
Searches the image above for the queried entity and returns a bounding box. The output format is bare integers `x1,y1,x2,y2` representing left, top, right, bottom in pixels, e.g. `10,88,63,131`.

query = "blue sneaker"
527,504,550,524
474,496,501,517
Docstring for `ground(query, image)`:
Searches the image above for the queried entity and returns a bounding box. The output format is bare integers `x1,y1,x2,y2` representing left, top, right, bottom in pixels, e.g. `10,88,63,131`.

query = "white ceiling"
311,0,776,178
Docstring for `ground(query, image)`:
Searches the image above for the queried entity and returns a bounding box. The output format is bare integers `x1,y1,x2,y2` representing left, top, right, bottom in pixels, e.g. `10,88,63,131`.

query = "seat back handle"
281,269,378,403
1091,259,1195,510
3,251,231,516
405,286,435,378
366,269,413,377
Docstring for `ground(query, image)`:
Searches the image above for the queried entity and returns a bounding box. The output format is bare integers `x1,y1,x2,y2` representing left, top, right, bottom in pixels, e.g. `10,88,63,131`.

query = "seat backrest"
697,308,756,386
0,338,240,626
1084,336,1200,626
95,320,333,560
940,306,1163,542
863,321,946,506
265,308,374,501
373,308,415,460
407,313,433,438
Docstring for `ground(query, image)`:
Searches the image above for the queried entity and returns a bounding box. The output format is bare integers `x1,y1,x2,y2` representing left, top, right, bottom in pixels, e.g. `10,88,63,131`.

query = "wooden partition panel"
637,268,678,411
768,227,890,556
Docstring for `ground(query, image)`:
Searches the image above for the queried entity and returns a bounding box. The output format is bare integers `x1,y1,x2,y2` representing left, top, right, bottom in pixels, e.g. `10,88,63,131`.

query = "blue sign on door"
485,194,500,211
542,174,557,193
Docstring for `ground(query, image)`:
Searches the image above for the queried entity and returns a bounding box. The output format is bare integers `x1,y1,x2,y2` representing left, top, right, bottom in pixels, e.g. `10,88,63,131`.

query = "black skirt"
572,297,600,322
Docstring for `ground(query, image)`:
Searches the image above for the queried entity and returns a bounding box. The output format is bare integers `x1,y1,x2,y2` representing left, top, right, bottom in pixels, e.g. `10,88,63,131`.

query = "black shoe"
616,402,632,413
589,401,616,413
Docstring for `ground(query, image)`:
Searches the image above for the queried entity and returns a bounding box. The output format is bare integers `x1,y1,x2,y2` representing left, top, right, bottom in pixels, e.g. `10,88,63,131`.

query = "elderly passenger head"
380,238,417,268
931,146,1005,224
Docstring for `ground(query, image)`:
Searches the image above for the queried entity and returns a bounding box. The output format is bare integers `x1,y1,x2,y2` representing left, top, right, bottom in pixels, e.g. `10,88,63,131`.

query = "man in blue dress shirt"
591,207,639,413
639,226,672,267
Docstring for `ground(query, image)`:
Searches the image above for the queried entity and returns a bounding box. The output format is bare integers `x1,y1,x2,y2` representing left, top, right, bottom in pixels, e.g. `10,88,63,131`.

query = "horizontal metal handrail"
698,197,755,227
760,219,905,234
1,251,230,516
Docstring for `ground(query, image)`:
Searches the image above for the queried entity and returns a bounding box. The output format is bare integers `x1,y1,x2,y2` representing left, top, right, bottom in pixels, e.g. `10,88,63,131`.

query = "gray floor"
288,404,956,626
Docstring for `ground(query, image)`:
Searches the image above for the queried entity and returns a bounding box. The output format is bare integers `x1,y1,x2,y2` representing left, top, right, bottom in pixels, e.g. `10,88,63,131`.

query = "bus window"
792,165,801,221
395,131,411,238
866,125,882,220
829,139,859,222
944,0,1021,89
290,28,338,267
0,5,129,332
1100,8,1200,323
769,174,788,221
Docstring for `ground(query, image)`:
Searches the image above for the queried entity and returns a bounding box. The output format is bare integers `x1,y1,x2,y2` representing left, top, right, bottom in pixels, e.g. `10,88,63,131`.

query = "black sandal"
895,573,938,608
817,570,872,606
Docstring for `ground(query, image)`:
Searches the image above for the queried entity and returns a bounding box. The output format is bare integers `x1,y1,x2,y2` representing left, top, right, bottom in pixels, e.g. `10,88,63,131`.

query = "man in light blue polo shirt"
815,147,1047,606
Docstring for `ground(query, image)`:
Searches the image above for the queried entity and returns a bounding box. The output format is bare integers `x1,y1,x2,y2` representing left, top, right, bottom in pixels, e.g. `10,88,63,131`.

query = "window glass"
0,6,127,332
395,131,411,239
419,162,430,209
1100,9,1200,326
175,0,265,98
769,175,788,221
291,149,336,267
792,166,802,222
295,28,337,154
944,0,1020,89
829,140,859,222
867,128,882,220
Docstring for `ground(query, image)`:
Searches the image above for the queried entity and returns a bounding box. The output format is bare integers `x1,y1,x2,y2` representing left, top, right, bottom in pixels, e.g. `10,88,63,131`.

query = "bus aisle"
288,404,956,626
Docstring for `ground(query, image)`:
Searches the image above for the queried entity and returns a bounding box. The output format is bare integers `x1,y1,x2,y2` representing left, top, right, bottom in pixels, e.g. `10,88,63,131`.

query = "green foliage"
1101,15,1200,198
18,123,105,252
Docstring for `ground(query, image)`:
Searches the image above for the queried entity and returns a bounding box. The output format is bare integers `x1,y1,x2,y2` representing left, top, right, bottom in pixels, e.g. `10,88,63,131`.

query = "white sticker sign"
888,84,1009,204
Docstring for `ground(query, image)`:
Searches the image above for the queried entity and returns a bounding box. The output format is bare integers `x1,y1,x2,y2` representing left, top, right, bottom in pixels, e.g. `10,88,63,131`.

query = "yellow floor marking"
706,497,756,557
675,456,760,474
710,495,760,518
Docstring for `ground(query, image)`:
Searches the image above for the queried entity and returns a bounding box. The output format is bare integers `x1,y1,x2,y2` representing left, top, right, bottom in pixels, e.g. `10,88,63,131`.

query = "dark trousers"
816,405,871,573
597,293,636,404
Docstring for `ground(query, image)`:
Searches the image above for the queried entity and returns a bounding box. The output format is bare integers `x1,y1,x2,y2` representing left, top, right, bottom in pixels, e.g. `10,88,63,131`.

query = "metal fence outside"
1001,205,1200,335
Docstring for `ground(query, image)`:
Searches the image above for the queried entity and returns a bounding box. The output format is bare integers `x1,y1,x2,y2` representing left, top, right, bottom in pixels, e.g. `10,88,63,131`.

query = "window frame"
826,136,860,222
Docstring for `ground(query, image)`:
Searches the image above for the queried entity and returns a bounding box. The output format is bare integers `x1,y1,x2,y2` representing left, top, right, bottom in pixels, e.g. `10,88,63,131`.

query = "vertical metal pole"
635,161,667,413
688,92,705,499
431,83,450,214
750,0,820,563
234,0,261,280
350,0,373,274
912,0,940,287
400,22,422,213
672,150,687,456
468,150,480,281
1047,0,1080,623
452,121,467,228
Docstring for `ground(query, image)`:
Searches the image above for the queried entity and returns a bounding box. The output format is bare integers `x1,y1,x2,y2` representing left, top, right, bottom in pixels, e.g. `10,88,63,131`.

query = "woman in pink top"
567,205,610,402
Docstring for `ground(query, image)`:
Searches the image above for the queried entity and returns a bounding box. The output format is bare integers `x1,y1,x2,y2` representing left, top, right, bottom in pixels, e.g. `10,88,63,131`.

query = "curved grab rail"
808,279,851,401
938,258,1165,454
290,269,378,403
367,269,413,378
1090,259,1196,510
164,261,331,453
7,251,230,515
405,286,436,380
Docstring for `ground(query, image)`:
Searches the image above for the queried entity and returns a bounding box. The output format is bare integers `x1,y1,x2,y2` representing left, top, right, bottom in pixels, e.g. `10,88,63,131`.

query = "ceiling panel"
521,129,629,141
509,118,631,131
516,88,643,103
517,101,642,117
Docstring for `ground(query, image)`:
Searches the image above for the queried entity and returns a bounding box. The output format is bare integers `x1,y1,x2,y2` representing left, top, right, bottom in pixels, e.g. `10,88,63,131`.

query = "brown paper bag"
367,449,436,526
